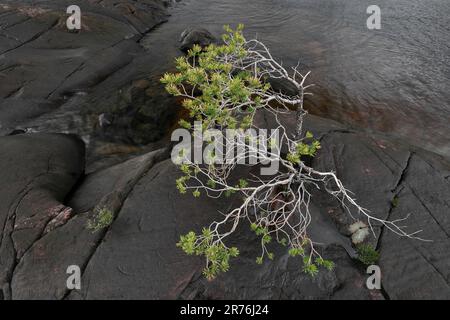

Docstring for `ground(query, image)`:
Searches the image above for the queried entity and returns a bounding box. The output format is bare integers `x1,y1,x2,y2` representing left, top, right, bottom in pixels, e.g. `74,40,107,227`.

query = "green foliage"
288,246,334,276
87,207,114,232
176,176,189,194
286,136,321,165
224,189,236,197
288,247,304,257
302,257,319,277
250,223,277,265
315,257,335,271
178,119,191,129
207,179,217,188
286,152,301,165
177,230,239,280
391,196,399,208
161,25,264,131
278,238,288,246
297,140,321,157
252,225,271,246
237,178,248,189
356,244,380,265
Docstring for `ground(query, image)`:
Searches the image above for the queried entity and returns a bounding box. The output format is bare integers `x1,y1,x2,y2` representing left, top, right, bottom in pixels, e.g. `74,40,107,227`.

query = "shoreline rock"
0,133,85,299
2,113,448,299
0,0,175,164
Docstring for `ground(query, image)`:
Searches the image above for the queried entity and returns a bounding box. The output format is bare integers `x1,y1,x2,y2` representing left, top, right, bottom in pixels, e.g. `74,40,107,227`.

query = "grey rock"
267,77,301,97
0,133,85,299
10,147,168,299
0,0,173,162
68,159,373,300
379,153,450,299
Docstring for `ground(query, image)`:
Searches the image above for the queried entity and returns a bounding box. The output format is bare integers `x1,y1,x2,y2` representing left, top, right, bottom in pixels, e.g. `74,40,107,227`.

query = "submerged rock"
179,28,217,52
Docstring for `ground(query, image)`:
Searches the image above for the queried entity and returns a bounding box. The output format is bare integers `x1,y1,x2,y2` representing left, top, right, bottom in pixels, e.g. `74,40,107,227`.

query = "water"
142,0,450,157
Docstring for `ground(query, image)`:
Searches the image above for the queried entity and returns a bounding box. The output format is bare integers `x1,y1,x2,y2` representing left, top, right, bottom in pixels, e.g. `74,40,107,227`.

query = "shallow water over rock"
1,0,448,162
142,0,450,157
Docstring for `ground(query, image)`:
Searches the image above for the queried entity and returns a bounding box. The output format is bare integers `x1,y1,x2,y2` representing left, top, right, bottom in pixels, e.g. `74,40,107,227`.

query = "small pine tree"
163,25,424,279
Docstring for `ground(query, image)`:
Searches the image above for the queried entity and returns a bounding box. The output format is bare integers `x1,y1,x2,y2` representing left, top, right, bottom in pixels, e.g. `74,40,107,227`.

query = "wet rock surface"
0,0,177,166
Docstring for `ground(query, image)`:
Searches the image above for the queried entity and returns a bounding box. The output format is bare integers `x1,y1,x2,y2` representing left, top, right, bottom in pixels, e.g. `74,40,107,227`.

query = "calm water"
143,0,450,157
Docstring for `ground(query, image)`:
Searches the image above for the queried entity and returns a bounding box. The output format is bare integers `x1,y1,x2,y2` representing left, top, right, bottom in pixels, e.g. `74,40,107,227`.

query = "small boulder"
179,28,216,52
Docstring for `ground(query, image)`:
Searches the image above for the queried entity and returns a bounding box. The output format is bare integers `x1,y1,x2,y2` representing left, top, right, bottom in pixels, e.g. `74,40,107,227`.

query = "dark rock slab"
379,153,450,299
312,130,411,241
0,0,173,155
0,99,57,135
267,77,301,97
0,133,85,299
4,113,449,300
10,147,168,299
68,147,169,213
66,159,374,299
257,110,411,242
302,115,450,299
302,114,450,299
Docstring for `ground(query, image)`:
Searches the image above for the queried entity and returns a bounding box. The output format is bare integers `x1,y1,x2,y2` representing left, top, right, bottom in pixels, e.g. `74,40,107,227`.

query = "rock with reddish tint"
0,0,174,162
0,133,85,299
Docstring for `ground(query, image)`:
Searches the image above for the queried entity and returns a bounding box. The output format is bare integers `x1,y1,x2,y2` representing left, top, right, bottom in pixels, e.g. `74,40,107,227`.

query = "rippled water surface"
143,0,450,156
